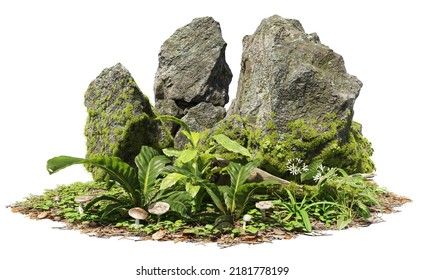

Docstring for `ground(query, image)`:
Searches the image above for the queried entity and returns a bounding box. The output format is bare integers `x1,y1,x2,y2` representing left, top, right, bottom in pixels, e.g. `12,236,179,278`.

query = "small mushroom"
53,196,61,204
128,207,149,226
148,202,170,223
242,214,252,230
74,195,94,214
255,201,273,219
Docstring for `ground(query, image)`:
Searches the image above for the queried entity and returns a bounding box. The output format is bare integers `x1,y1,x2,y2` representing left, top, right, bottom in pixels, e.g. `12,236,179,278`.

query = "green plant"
157,115,218,211
206,160,278,223
275,189,340,232
158,116,256,212
158,116,278,224
275,190,313,232
313,166,380,229
46,146,192,219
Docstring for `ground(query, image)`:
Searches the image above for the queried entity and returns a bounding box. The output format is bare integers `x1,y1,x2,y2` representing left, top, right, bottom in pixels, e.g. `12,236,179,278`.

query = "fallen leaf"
152,230,167,240
37,212,49,219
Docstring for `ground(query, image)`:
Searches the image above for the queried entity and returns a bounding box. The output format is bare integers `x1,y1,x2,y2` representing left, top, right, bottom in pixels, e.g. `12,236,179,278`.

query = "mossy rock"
209,114,374,178
84,63,165,181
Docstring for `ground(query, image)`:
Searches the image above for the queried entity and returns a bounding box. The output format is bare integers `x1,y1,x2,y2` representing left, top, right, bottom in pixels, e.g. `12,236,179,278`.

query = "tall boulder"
217,15,374,174
84,63,158,180
154,17,232,147
228,15,362,139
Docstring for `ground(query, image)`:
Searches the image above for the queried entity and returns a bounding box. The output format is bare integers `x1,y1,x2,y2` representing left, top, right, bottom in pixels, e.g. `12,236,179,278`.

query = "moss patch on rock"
209,114,375,178
84,63,161,181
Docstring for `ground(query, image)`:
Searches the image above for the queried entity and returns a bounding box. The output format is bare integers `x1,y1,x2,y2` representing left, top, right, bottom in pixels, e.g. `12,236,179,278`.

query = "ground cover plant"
9,115,410,246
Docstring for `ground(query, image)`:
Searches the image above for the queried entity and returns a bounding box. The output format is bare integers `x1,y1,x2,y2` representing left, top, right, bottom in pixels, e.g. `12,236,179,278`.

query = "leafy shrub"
47,146,192,219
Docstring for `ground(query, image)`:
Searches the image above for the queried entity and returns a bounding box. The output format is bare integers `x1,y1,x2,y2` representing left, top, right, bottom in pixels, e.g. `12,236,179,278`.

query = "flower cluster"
313,164,326,182
286,158,308,175
312,164,335,182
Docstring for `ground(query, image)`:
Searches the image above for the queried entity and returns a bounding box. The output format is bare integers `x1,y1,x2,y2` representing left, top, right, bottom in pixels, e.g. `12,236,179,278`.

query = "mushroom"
148,202,170,223
255,201,273,219
128,207,149,226
242,214,252,230
53,196,61,204
74,195,94,214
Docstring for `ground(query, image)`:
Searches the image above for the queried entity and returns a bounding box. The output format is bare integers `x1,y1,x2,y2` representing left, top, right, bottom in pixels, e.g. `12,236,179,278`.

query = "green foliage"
17,114,388,241
212,134,252,159
314,167,380,229
156,115,199,148
158,115,265,216
48,155,140,206
47,146,191,218
135,146,170,205
220,161,278,220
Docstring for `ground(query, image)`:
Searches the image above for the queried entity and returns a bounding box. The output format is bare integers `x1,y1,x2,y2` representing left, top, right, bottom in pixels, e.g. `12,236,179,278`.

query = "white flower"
288,163,301,175
286,158,308,175
313,172,322,182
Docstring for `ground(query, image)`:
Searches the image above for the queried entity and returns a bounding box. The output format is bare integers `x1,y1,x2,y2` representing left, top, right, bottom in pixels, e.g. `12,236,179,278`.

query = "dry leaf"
152,230,166,240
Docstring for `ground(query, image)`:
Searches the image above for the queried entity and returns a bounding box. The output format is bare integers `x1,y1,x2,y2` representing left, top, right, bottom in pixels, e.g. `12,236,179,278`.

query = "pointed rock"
154,17,232,144
84,63,158,180
228,15,362,139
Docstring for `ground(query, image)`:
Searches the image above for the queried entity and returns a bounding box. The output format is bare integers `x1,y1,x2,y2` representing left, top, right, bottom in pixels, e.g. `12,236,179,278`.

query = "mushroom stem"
128,207,149,227
157,215,161,224
78,203,84,214
74,196,94,215
260,209,266,220
242,214,252,231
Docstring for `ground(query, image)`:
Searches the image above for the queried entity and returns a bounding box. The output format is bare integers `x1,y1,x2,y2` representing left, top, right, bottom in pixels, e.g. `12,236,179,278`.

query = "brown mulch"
7,192,411,247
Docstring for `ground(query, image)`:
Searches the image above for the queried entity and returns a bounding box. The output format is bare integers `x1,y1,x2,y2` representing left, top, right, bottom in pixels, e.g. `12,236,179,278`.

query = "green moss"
84,71,162,181
120,92,128,100
123,102,134,119
209,114,375,178
317,121,375,173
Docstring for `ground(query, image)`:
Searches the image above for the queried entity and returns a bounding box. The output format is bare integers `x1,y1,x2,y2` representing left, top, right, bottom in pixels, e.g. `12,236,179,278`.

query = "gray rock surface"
228,15,362,139
174,102,226,148
84,63,158,180
155,99,183,145
154,16,232,120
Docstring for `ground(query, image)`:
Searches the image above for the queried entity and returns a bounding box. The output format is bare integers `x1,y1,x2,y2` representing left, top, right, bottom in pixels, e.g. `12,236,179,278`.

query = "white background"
1,0,424,279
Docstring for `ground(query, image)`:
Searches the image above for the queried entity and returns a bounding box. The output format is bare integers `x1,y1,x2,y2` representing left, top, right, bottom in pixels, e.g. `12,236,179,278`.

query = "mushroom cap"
148,202,170,215
128,207,149,220
243,214,252,222
255,201,273,210
74,195,94,203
